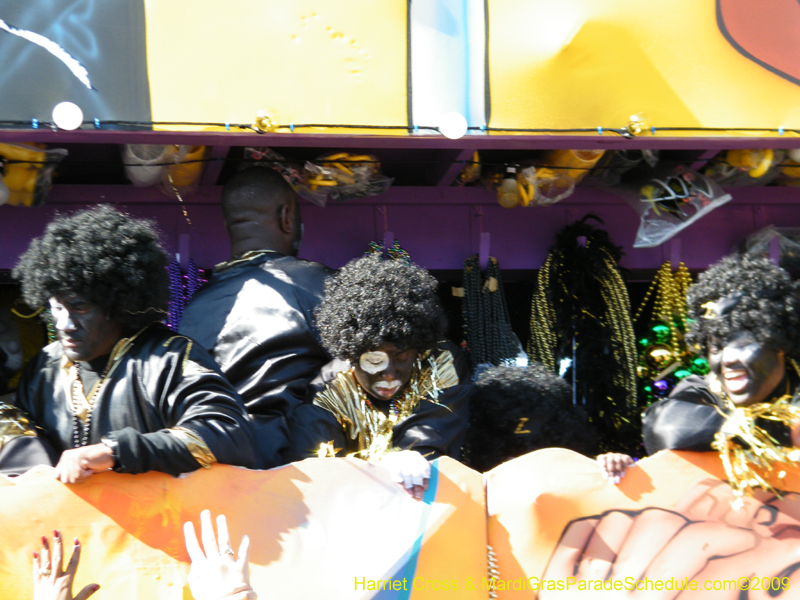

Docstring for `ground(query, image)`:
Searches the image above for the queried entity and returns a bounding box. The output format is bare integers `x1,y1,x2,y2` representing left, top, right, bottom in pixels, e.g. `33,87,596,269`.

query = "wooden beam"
435,148,478,187
199,145,231,187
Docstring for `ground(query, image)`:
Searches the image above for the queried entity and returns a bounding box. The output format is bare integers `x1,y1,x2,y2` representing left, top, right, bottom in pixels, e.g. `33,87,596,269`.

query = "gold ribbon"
712,395,800,509
313,349,459,460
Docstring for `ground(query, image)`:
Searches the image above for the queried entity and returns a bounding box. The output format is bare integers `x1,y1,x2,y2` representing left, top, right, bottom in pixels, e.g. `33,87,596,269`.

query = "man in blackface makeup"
10,205,260,483
599,254,800,483
285,254,472,498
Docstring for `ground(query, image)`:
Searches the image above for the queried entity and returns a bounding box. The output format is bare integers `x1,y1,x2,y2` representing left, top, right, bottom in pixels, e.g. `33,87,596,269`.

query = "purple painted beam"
3,129,800,151
3,184,800,275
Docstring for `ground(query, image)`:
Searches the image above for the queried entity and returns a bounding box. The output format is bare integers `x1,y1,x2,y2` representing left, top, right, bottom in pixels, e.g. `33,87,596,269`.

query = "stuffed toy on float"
122,144,206,195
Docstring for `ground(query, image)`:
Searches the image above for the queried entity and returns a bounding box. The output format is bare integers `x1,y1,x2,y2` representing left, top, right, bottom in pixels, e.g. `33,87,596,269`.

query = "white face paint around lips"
359,351,390,374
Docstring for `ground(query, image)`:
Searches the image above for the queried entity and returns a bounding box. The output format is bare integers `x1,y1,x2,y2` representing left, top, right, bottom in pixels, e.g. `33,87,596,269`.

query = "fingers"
40,535,50,578
238,534,252,580
65,537,82,577
183,521,205,564
791,419,800,448
405,483,426,500
52,530,63,577
612,508,688,582
54,461,94,484
216,514,232,556
596,453,634,485
75,583,101,600
238,534,251,563
576,510,635,581
200,509,219,559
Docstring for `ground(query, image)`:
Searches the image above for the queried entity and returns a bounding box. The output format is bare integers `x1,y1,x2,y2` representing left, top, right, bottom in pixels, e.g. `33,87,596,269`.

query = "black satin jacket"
14,324,259,476
643,373,800,454
180,251,333,468
285,342,472,462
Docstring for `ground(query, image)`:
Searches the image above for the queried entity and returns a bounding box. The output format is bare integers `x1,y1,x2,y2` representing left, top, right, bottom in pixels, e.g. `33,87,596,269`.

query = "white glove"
377,450,431,500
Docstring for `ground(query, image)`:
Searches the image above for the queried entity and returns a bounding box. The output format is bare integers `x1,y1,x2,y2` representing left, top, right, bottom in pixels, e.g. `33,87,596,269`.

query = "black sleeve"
642,375,726,454
392,383,472,459
284,402,346,463
111,337,260,475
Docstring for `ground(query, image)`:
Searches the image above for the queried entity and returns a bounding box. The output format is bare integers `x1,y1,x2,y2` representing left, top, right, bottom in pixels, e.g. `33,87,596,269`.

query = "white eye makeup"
359,351,390,374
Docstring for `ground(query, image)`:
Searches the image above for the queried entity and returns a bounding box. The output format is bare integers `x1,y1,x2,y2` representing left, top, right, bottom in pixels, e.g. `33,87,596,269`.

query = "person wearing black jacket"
286,254,472,498
10,205,260,482
598,254,800,483
180,167,333,468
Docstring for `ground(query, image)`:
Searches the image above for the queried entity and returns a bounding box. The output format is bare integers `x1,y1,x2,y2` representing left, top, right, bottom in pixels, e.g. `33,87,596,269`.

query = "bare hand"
54,444,114,484
33,531,99,600
377,450,431,500
596,452,635,485
183,510,257,600
791,420,800,448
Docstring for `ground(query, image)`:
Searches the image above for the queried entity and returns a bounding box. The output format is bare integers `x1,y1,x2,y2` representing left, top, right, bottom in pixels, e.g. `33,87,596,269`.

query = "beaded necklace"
70,361,110,448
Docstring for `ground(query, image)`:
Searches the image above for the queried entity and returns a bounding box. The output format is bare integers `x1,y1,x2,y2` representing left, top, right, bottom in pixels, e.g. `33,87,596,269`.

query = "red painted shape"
718,0,800,85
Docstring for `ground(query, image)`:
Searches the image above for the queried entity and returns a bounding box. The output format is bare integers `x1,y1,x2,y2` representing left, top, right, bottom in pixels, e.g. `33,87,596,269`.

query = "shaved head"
221,167,302,257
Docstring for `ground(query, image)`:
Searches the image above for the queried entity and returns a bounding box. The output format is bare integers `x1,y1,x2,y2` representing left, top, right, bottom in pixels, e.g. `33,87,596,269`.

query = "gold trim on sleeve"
0,403,37,453
169,426,217,468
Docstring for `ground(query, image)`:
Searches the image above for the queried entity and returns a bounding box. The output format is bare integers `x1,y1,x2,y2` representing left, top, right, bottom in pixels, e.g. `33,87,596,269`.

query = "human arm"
103,330,259,476
391,343,472,460
642,375,727,454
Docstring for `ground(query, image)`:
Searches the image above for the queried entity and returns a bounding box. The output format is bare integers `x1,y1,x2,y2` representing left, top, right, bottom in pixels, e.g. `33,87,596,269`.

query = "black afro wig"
13,205,169,332
685,254,800,358
462,363,598,472
315,254,447,361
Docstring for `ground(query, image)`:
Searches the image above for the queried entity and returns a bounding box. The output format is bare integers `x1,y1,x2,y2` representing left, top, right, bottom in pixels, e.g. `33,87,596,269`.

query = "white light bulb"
497,167,520,208
52,101,84,130
439,112,468,139
789,149,800,163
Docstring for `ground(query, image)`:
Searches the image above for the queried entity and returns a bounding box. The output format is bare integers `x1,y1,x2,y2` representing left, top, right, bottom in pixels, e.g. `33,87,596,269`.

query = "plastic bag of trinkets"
300,153,393,205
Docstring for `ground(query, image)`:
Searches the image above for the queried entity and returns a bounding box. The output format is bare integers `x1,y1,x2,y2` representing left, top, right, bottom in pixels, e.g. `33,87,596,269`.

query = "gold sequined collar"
312,349,460,460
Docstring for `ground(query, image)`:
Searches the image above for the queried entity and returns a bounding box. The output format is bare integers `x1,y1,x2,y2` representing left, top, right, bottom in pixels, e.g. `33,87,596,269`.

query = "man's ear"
279,202,294,234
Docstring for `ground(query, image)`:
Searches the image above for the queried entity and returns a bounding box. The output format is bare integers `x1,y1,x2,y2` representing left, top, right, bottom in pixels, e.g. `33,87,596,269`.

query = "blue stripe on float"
396,459,440,600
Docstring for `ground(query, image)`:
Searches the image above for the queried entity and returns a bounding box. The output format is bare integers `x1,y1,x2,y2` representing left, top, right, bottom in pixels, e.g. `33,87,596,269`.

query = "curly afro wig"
461,364,598,472
685,254,800,358
13,205,169,332
315,255,447,361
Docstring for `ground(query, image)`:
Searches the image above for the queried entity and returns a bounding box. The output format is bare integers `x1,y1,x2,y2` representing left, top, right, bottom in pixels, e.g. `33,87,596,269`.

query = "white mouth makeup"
723,370,749,394
360,351,389,374
373,380,401,396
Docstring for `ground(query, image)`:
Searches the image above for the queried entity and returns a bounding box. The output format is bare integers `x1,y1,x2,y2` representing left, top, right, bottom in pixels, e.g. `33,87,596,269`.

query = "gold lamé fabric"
0,403,36,452
313,348,462,459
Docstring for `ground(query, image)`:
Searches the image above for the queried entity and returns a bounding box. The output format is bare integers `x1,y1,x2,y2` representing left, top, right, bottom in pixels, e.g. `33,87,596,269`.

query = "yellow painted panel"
488,0,800,132
143,1,407,130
